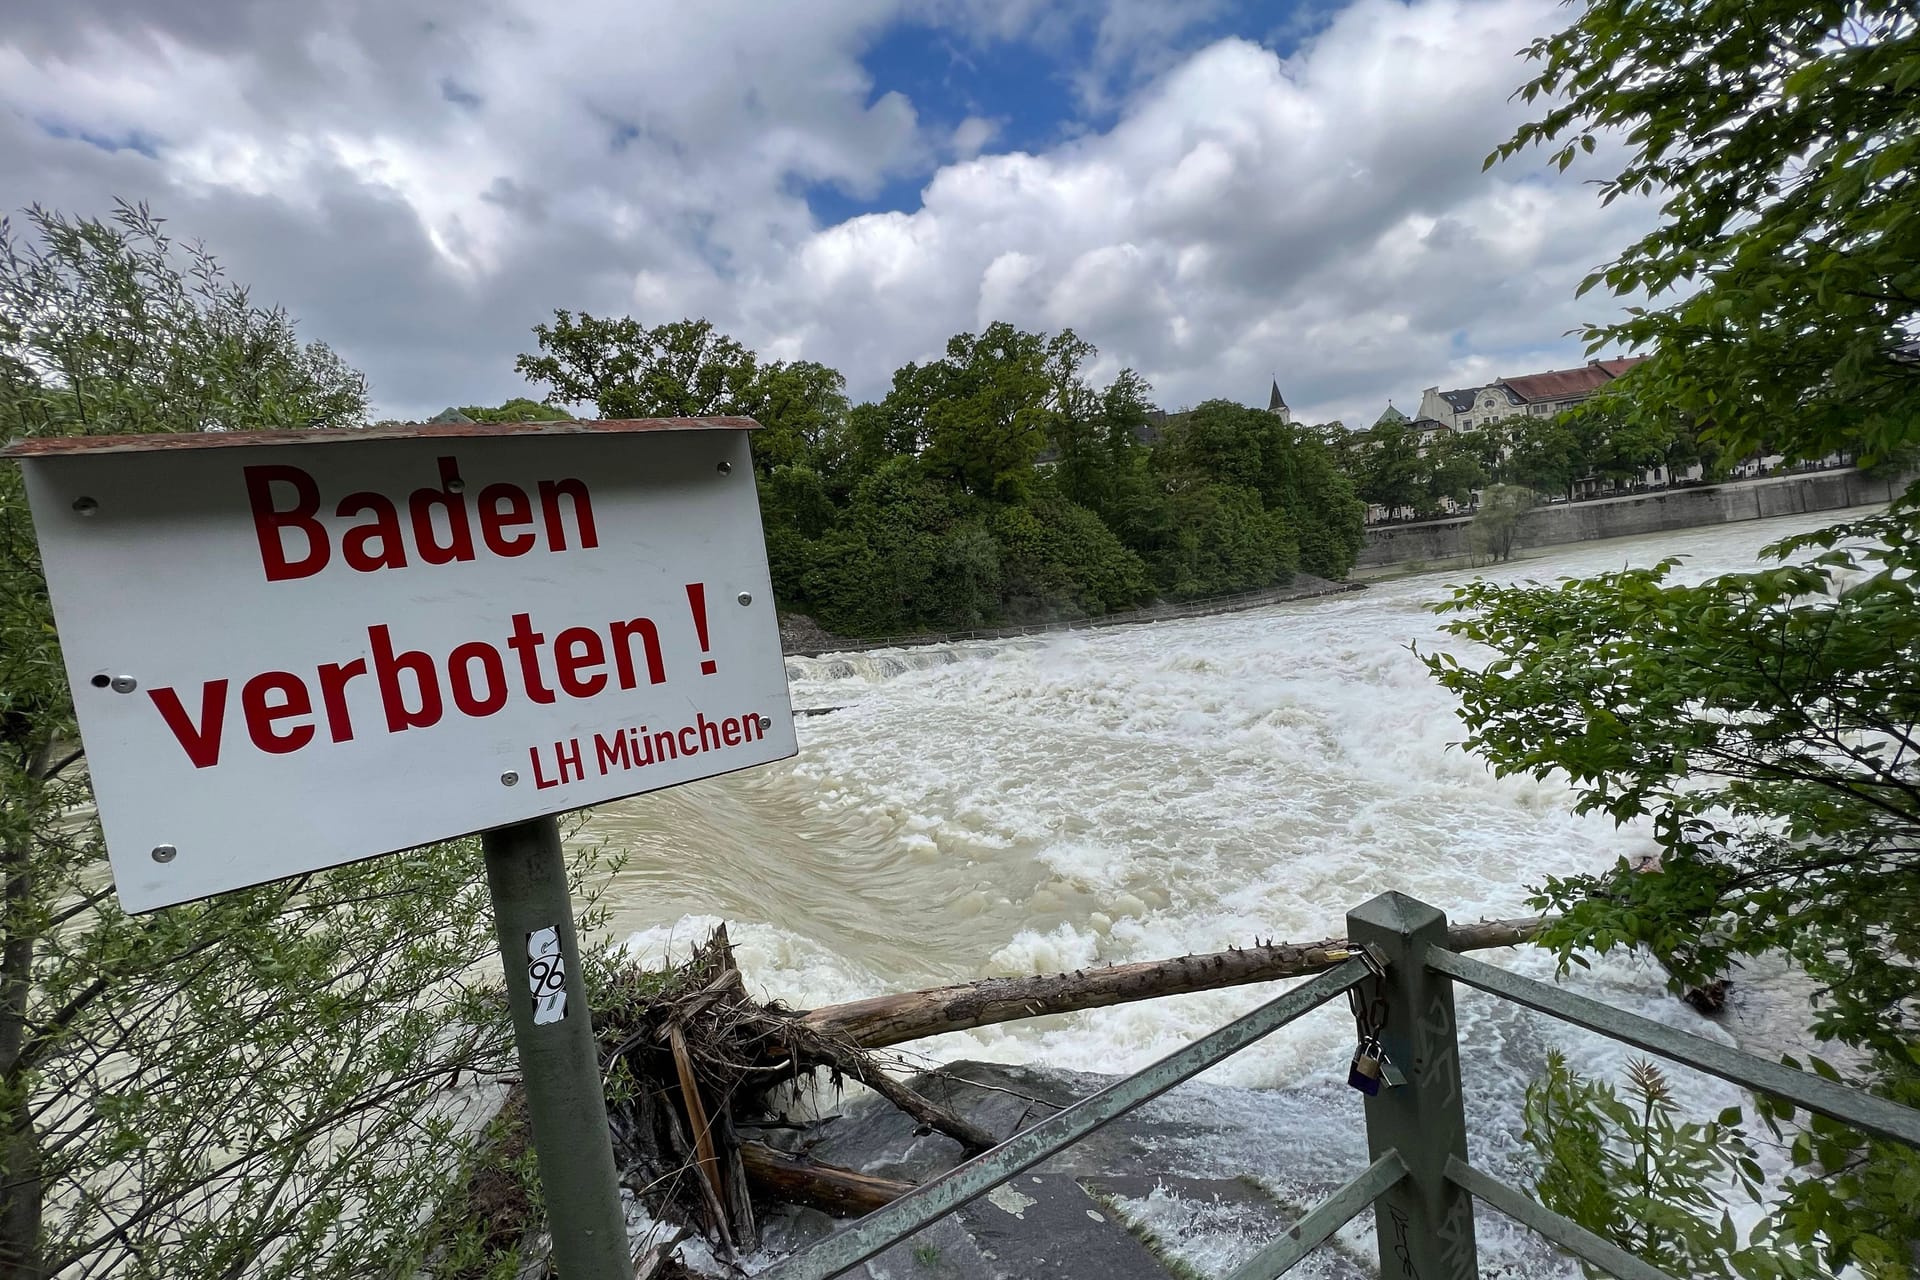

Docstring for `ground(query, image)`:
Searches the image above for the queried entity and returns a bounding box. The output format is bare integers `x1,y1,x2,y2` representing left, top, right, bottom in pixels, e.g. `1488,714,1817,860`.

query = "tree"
1157,399,1267,491
458,396,571,423
1354,420,1426,517
1423,432,1490,512
516,312,761,419
1490,1,1919,465
1440,4,1920,1270
1429,507,1920,1271
1523,1055,1828,1279
1145,399,1369,587
992,485,1150,621
743,359,849,475
1468,483,1531,562
1250,415,1366,579
0,204,594,1278
910,323,1060,502
1154,482,1295,599
1500,412,1578,497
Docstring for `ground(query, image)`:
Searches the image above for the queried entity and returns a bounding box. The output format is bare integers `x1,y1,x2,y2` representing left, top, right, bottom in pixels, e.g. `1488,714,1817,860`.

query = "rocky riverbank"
650,1060,1561,1280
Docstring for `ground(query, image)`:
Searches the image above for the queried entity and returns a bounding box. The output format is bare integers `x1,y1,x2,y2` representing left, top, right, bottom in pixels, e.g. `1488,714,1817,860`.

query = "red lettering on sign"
244,458,600,582
242,671,316,753
410,457,476,567
149,681,229,768
537,478,598,551
316,658,367,743
369,624,443,731
506,613,556,705
245,465,329,582
336,492,408,571
478,483,536,557
448,641,509,716
594,730,631,773
611,617,665,688
138,594,765,770
554,627,607,698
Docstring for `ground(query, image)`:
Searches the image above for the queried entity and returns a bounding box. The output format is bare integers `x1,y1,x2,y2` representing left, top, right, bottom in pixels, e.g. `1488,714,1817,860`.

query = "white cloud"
0,0,1651,427
950,115,1001,158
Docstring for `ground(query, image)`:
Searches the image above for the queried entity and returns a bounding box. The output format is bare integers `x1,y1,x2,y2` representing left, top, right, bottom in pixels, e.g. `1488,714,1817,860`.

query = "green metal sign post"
484,815,629,1278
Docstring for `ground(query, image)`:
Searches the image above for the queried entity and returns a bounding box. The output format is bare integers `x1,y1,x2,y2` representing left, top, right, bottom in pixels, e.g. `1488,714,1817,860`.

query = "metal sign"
9,420,797,911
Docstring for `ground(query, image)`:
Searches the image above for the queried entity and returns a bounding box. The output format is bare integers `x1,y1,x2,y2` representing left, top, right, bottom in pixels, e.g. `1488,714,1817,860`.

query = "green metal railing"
758,891,1920,1280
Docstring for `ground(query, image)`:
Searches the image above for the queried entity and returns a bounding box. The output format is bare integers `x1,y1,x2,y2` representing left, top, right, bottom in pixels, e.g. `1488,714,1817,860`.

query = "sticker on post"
527,926,567,1025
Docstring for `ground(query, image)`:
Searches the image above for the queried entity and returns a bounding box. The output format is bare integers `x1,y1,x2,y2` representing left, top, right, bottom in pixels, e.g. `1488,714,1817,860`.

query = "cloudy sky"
2,0,1651,428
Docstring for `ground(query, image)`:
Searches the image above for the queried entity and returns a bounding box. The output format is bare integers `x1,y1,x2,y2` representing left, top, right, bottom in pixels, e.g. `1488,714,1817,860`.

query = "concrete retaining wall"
1357,468,1913,569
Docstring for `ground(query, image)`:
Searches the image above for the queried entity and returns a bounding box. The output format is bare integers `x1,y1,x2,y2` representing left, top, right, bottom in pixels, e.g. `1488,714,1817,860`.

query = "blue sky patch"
802,172,929,227
37,117,161,159
808,1,1319,225
863,21,1082,157
798,22,1080,224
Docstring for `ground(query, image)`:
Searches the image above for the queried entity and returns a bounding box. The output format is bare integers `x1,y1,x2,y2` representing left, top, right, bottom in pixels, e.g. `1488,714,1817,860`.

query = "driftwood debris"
639,917,1547,1238
739,1142,916,1216
800,915,1549,1049
449,914,1551,1276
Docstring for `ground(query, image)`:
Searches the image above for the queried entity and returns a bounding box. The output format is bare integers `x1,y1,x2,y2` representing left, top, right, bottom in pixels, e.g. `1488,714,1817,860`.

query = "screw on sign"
1,417,800,1280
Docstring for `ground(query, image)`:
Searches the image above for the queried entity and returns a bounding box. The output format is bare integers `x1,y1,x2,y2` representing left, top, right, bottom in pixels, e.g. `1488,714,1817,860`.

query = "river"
580,507,1874,1269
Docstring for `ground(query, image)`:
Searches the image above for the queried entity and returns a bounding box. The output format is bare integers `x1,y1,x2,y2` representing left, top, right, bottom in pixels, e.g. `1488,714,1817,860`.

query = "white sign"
13,422,797,911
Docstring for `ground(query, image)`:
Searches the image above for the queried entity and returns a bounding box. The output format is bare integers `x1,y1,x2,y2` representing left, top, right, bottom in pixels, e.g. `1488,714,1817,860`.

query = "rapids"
579,506,1881,1272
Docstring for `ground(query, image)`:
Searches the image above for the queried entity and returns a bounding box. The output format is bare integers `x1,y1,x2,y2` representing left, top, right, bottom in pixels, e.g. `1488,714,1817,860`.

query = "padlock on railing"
1348,1037,1385,1095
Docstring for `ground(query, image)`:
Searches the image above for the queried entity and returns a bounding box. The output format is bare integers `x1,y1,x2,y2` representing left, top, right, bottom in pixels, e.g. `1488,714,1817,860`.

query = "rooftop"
1501,361,1632,403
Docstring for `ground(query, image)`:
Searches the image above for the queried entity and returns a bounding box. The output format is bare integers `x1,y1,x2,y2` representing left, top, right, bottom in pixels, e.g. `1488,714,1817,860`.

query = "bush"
1524,1054,1830,1279
1152,482,1296,599
993,494,1150,621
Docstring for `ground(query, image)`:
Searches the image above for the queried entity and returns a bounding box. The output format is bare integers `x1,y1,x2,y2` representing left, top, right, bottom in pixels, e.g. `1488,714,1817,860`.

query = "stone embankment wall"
1357,468,1913,569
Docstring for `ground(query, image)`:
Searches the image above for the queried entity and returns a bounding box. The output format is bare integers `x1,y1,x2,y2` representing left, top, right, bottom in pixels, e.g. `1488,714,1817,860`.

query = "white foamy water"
583,507,1880,1269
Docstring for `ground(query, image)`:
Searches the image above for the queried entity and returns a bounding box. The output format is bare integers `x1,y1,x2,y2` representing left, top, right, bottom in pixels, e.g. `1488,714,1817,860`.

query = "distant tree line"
1339,399,1726,521
507,315,1366,637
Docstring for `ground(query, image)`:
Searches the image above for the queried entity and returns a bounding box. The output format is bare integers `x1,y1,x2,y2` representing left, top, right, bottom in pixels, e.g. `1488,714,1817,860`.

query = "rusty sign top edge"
0,416,763,459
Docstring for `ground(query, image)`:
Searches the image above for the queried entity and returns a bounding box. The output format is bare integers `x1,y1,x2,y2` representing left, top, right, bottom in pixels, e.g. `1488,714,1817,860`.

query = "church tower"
1267,378,1292,425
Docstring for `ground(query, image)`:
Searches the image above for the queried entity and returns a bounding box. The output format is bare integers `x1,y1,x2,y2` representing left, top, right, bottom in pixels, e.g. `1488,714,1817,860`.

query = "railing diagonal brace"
1223,1150,1407,1280
1445,1156,1685,1280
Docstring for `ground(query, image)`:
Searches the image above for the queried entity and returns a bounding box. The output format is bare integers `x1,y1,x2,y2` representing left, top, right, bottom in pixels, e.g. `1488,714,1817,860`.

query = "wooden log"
832,1054,998,1154
670,1023,733,1250
801,916,1551,1050
739,1142,916,1217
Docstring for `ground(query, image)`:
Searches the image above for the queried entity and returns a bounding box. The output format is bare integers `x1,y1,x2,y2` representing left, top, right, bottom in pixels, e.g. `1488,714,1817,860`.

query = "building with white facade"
1414,357,1647,433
